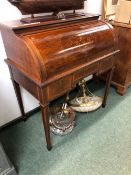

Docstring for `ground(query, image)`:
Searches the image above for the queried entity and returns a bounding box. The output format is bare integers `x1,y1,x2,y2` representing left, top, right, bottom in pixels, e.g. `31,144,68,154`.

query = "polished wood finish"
0,16,119,150
110,21,131,95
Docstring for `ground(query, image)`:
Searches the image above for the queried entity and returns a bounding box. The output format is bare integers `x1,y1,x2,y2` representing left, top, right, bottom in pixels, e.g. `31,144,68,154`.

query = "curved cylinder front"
27,20,115,79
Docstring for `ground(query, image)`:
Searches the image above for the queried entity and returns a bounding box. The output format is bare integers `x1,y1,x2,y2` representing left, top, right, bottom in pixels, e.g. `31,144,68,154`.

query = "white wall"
0,0,102,126
0,0,39,126
85,0,102,14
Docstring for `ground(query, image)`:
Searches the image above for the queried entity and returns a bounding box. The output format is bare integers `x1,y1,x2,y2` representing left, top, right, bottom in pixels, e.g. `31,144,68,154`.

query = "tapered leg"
12,79,26,120
102,68,114,108
41,105,52,151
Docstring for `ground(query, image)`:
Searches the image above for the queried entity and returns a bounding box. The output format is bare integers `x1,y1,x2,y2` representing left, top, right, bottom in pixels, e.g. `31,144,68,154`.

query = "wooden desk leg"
40,105,52,151
102,68,114,108
9,66,26,120
11,79,26,120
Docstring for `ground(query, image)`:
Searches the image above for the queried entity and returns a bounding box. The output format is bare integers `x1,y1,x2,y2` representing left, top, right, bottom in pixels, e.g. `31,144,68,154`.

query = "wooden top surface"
0,13,99,30
110,21,131,29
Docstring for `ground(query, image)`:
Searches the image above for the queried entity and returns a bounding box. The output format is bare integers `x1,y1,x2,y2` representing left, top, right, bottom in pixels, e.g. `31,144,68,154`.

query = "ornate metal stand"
69,79,102,112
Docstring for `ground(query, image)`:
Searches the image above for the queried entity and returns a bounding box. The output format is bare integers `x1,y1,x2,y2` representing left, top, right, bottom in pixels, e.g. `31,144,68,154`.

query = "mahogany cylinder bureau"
0,0,119,150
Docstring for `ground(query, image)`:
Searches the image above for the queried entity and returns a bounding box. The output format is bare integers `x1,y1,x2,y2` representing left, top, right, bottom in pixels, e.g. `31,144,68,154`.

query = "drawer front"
99,56,114,74
73,62,99,83
48,75,72,101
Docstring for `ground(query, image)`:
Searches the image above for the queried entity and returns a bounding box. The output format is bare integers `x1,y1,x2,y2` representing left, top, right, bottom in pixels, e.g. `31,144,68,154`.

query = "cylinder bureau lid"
25,20,116,79
8,0,84,15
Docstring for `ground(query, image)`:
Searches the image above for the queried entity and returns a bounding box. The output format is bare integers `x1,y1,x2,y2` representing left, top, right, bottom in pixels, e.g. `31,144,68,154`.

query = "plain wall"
0,0,102,126
0,0,39,126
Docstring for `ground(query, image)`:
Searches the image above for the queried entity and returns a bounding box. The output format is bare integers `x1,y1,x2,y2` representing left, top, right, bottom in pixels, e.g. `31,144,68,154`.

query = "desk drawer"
73,63,99,83
48,75,72,101
99,56,114,74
